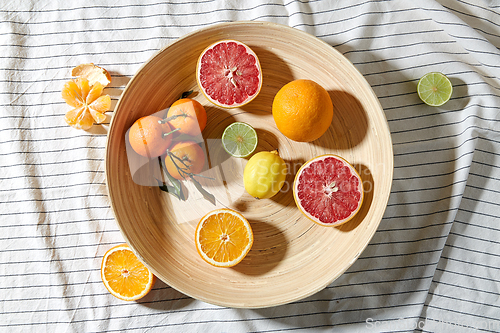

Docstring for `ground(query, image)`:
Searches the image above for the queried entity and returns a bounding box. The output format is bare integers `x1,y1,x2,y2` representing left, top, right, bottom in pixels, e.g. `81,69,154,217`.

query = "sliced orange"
62,77,111,130
195,209,253,267
72,63,111,87
101,244,156,301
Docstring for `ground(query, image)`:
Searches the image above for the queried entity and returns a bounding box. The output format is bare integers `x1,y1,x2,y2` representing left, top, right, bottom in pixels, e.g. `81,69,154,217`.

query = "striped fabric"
1,1,499,332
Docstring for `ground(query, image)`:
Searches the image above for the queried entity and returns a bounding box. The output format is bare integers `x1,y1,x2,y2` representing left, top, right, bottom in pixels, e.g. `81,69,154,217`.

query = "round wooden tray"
106,21,393,308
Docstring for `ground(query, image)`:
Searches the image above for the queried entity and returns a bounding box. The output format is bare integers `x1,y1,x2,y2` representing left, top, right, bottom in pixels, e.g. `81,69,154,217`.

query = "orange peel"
72,63,111,87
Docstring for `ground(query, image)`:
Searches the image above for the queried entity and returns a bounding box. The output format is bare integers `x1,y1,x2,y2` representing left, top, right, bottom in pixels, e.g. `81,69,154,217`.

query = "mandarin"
272,79,333,142
128,115,174,158
164,141,205,180
164,98,207,136
62,78,111,130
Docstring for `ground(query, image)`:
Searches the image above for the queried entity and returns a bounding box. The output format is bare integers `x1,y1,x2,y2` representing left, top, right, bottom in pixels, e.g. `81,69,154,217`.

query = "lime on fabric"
417,72,453,106
222,122,258,158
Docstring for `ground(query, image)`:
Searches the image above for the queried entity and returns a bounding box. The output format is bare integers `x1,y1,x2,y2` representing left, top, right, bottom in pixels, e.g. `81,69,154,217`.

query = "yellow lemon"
243,151,287,199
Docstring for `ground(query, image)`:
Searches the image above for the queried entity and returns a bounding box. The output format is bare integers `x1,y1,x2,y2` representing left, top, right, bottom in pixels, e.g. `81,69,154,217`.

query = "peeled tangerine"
62,78,111,130
243,151,287,199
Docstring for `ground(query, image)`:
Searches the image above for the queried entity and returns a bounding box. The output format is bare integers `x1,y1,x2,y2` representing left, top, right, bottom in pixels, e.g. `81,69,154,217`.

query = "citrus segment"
101,244,156,301
293,155,363,227
62,78,111,130
222,122,258,158
128,115,173,158
272,79,333,142
196,40,262,108
195,209,253,267
417,72,452,106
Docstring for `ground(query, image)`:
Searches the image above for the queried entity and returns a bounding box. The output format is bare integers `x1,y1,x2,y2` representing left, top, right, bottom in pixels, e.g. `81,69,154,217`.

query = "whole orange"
128,115,173,158
164,141,205,180
166,98,207,136
272,79,333,142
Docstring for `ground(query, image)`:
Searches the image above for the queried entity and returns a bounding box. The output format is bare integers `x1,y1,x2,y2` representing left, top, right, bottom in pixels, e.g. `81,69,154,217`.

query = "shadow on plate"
240,45,294,114
232,219,288,276
313,90,369,150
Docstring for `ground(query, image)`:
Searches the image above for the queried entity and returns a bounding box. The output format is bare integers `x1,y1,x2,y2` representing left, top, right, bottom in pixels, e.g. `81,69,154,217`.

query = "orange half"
101,244,156,301
195,209,253,267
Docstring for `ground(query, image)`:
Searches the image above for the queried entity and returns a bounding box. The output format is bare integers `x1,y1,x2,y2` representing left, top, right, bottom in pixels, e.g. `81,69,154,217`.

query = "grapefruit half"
196,39,262,108
293,154,364,227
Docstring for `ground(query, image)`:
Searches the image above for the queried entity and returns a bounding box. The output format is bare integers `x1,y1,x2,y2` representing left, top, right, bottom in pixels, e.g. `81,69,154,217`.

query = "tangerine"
62,78,111,130
272,79,333,142
128,115,174,158
164,141,205,180
164,98,207,136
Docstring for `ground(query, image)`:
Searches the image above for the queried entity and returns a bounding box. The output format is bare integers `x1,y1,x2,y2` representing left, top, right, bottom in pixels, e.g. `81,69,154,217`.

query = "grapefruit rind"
196,39,263,109
195,209,254,268
293,154,364,227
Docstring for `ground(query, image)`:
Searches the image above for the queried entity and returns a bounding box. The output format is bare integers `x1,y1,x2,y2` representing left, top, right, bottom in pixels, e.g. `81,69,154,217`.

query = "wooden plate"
106,21,393,308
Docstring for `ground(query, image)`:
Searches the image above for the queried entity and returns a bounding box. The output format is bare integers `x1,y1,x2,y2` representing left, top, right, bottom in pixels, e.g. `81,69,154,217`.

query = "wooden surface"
105,21,394,308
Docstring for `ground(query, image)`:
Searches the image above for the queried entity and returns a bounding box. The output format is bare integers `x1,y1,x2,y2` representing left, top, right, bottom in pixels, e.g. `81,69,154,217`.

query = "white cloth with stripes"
1,1,499,332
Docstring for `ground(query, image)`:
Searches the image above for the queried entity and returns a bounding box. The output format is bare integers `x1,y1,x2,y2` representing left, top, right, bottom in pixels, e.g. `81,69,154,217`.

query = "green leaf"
190,175,216,205
157,179,175,193
180,90,194,99
157,157,186,201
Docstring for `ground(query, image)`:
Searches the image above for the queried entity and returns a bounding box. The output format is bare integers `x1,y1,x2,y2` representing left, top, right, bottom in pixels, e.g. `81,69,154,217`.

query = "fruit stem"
158,114,186,124
191,173,215,180
165,150,216,205
165,150,214,180
162,127,180,137
166,149,191,176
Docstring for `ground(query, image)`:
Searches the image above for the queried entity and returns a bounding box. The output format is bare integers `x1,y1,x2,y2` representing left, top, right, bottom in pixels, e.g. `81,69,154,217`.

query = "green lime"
417,72,453,106
222,122,258,158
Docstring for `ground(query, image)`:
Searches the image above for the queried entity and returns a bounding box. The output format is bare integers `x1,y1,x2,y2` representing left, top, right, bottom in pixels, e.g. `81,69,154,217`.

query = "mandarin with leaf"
164,141,205,180
128,115,175,158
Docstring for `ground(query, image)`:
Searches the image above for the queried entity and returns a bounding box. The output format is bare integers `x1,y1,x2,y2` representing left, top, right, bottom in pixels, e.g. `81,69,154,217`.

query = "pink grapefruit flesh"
293,155,364,227
196,39,262,108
